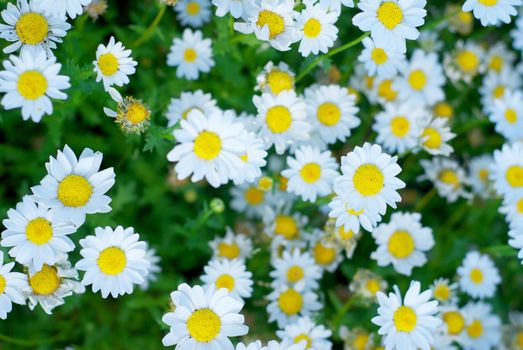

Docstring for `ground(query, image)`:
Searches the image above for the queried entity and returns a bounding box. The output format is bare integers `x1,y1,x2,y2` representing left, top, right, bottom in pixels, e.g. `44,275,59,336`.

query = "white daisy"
369,76,401,106
490,89,523,142
208,227,253,261
31,145,115,226
358,37,406,78
103,95,151,134
460,302,501,350
371,212,434,276
295,1,339,57
0,251,27,320
1,196,76,271
372,281,441,350
0,0,71,55
457,251,501,299
440,306,467,344
230,183,271,218
263,205,308,245
500,192,523,229
490,142,523,197
328,189,383,234
162,283,249,349
430,278,458,307
352,0,428,53
444,41,484,83
232,128,268,185
39,0,92,19
167,29,215,80
267,284,322,327
307,229,342,272
270,248,322,291
303,84,360,145
419,117,455,156
174,0,212,27
484,42,516,74
276,316,332,350
462,0,521,26
140,244,161,290
469,155,494,198
256,61,295,96
339,327,375,350
253,90,310,154
165,89,219,126
419,158,471,203
201,258,253,300
349,268,387,301
0,48,70,122
479,69,521,116
26,255,85,314
75,226,150,298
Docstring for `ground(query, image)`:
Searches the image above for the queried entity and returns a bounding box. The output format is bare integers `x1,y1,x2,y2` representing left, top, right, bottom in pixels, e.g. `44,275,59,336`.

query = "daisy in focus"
256,61,295,96
457,251,501,299
295,1,339,57
167,29,215,80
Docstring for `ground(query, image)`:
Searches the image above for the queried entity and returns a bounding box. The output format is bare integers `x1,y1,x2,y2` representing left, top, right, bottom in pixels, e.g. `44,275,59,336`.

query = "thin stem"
331,297,356,330
295,32,370,83
0,334,62,347
414,188,437,212
132,4,167,48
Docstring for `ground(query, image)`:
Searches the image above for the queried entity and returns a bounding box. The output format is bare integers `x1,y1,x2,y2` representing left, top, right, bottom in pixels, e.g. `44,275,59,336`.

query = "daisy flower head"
281,146,339,202
439,306,467,344
430,278,458,307
419,158,471,203
174,0,212,27
256,61,295,96
27,254,85,314
432,101,454,119
490,141,523,197
328,190,382,234
479,69,521,115
444,41,484,83
372,280,441,350
447,4,475,35
167,109,248,188
306,229,342,272
253,90,310,155
303,84,360,145
162,283,249,349
39,0,92,19
76,226,150,298
371,211,434,276
295,1,339,57
457,251,501,299
201,258,253,300
395,49,446,107
31,145,115,227
419,117,455,156
166,90,219,126
140,244,161,290
369,76,401,106
267,284,322,327
231,128,268,185
234,0,299,51
263,205,308,245
0,47,70,122
103,96,151,134
230,183,271,218
490,89,523,142
167,29,215,80
462,0,521,26
0,251,28,320
358,37,406,79
1,196,76,271
334,142,406,217
93,37,137,93
85,0,108,20
276,316,333,350
209,227,253,261
372,102,424,154
500,192,523,229
270,248,322,291
460,302,501,350
0,0,71,55
349,268,387,301
352,0,428,53
339,326,375,350
484,42,516,74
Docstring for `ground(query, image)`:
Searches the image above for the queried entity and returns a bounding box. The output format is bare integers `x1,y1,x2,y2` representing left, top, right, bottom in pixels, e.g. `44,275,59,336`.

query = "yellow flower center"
393,306,417,332
258,176,274,191
505,109,518,124
421,127,442,149
98,53,119,76
365,279,380,295
257,10,285,39
506,165,523,187
266,106,292,133
469,268,484,284
278,288,303,315
267,70,293,95
279,175,289,191
458,10,473,24
478,0,497,6
371,48,388,65
354,334,369,350
466,320,484,338
433,102,453,118
244,187,264,205
377,79,398,101
16,13,49,45
215,274,235,292
303,18,321,38
26,217,53,245
217,242,240,259
338,227,354,240
377,2,403,29
390,116,410,137
492,85,505,99
186,308,221,342
29,265,60,296
456,50,479,74
488,55,503,72
184,48,198,63
17,71,47,100
97,247,127,275
275,215,298,240
300,162,321,184
186,2,200,15
388,230,415,258
126,102,150,124
517,198,523,214
352,164,384,196
317,102,341,126
439,169,460,188
478,169,489,182
0,275,6,294
294,334,312,349
57,174,93,207
443,311,465,335
313,242,336,265
287,265,304,283
193,131,222,160
517,331,523,349
408,69,427,91
434,283,450,301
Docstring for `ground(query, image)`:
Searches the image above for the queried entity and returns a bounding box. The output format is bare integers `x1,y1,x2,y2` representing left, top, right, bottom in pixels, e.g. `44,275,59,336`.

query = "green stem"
414,187,436,212
0,334,62,347
331,297,356,330
132,4,167,48
295,32,370,83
